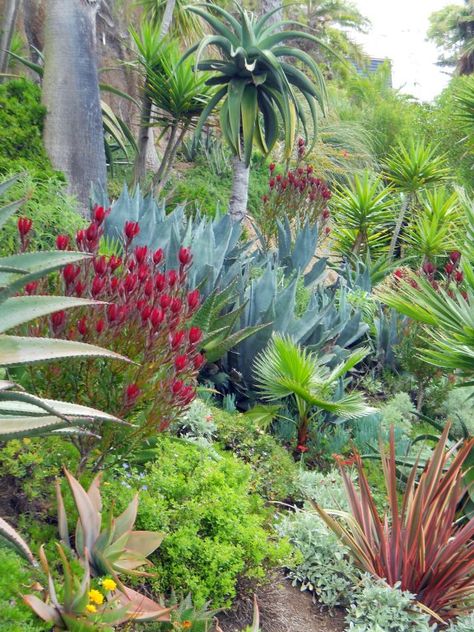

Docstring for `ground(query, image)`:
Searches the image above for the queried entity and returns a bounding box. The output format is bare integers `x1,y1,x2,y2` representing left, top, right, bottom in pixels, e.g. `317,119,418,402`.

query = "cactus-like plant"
0,175,126,439
56,468,164,580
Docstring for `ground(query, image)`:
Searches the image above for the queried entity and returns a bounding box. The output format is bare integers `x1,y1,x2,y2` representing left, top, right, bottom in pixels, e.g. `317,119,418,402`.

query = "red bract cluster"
22,206,204,446
393,252,469,301
260,140,331,239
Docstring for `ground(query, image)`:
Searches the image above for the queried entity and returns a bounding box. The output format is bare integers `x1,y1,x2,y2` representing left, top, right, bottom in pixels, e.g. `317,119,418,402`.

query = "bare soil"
215,572,346,632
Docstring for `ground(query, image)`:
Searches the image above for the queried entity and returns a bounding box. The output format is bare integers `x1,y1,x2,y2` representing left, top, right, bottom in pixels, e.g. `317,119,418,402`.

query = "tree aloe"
183,2,328,220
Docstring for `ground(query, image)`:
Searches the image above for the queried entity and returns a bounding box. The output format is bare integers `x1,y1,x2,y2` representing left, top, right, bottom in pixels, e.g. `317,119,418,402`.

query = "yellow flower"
88,589,104,605
86,604,97,613
101,578,117,592
182,622,192,630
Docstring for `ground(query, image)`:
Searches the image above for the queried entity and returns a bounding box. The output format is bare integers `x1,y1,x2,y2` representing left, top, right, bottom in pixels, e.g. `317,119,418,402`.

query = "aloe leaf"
0,517,36,564
0,295,102,334
0,335,127,366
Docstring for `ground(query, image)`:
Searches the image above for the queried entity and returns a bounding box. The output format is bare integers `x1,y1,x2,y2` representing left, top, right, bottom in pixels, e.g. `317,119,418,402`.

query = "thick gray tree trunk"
0,0,21,78
229,156,250,222
42,0,106,214
260,0,282,27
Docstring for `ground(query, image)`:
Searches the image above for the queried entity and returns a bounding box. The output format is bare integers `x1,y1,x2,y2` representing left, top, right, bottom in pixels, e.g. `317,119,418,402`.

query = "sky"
352,0,454,102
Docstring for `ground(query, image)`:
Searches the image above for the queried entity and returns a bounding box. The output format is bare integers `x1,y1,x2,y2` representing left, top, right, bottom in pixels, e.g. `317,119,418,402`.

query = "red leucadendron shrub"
18,206,204,467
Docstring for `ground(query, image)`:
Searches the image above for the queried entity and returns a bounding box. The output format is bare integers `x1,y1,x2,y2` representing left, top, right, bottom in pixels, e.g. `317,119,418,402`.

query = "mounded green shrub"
103,435,292,607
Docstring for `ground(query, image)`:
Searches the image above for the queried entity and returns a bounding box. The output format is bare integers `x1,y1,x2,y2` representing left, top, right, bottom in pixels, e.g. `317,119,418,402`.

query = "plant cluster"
18,204,204,465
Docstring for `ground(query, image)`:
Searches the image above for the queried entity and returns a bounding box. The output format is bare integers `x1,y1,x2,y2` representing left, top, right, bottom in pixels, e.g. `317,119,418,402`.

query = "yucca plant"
312,425,474,623
332,170,394,256
383,140,450,259
183,2,329,220
56,468,164,580
253,334,372,450
0,175,125,440
402,187,463,262
131,25,213,193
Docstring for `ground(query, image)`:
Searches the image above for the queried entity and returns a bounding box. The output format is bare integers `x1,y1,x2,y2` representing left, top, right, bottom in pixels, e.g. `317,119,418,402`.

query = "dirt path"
216,573,346,632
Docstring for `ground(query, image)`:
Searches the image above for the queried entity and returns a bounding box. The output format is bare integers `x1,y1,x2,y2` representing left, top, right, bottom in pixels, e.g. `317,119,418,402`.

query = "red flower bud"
461,290,468,301
444,262,454,275
93,205,109,225
175,354,188,372
109,255,122,272
180,386,196,405
56,235,70,250
160,294,171,309
193,353,205,370
63,264,80,286
74,280,86,297
167,269,178,287
171,330,185,349
155,273,166,292
306,165,314,174
110,277,119,292
170,297,182,314
144,278,154,297
187,289,200,310
150,307,164,328
269,162,276,172
178,247,192,266
125,383,140,405
18,217,33,237
134,245,148,264
171,378,184,395
322,208,330,220
188,326,202,345
141,304,152,322
93,255,107,276
25,281,39,295
123,273,137,294
409,279,419,289
324,226,331,235
269,178,276,189
107,303,119,323
95,319,105,334
77,316,87,336
137,263,150,282
394,269,404,279
51,310,66,332
296,444,309,453
422,261,435,276
455,270,464,284
153,248,164,265
76,229,86,246
86,222,99,243
449,250,461,264
262,195,269,203
91,275,105,298
127,259,137,272
124,221,140,242
298,137,305,147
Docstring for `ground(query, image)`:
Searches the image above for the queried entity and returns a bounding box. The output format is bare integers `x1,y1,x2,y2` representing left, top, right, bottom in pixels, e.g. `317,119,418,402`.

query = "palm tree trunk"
229,156,250,222
0,0,21,78
388,193,411,261
159,0,176,39
42,0,106,214
154,124,188,195
260,0,282,26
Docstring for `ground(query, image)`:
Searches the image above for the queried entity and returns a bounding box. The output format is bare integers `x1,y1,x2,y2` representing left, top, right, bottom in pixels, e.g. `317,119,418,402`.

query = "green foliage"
380,392,415,437
0,79,58,179
384,139,450,194
213,407,298,501
0,546,48,632
346,576,433,632
104,435,292,608
447,612,474,632
438,385,474,437
276,468,360,608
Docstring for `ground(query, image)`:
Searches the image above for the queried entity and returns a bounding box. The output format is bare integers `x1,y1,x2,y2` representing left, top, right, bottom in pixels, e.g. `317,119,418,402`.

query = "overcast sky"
352,0,454,102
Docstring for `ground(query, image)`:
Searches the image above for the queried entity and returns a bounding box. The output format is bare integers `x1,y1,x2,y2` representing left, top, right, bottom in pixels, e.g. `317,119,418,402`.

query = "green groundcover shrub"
103,435,292,608
0,546,49,632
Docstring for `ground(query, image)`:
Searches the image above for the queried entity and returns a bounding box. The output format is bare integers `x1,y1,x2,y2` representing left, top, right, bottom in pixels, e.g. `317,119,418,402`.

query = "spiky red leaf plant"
312,425,474,624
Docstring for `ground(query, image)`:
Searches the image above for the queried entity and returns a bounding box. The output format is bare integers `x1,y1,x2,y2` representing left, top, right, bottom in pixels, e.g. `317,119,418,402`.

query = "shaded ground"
215,572,346,632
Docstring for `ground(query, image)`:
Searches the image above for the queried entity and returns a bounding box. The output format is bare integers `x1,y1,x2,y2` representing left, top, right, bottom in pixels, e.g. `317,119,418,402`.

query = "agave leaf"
0,415,70,439
117,586,172,622
0,198,24,232
114,495,139,540
0,335,127,366
0,517,36,564
56,479,70,548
